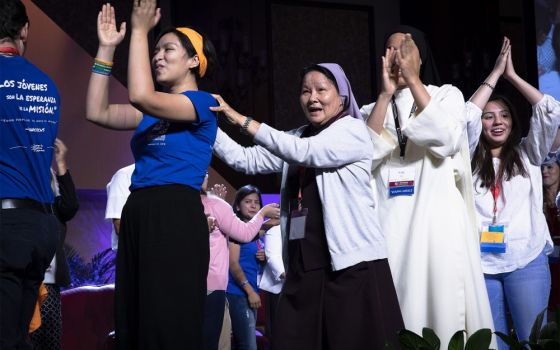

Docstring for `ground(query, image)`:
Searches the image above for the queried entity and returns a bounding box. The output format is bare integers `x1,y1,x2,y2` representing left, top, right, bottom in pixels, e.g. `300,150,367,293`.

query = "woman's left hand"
131,0,161,33
256,250,266,262
503,41,517,81
210,95,245,126
396,33,421,86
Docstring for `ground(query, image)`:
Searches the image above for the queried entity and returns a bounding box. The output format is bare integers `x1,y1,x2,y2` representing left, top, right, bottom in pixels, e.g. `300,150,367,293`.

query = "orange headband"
176,27,207,78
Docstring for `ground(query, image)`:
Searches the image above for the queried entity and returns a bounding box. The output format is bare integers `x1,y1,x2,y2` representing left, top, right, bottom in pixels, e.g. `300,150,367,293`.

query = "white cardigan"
213,116,387,271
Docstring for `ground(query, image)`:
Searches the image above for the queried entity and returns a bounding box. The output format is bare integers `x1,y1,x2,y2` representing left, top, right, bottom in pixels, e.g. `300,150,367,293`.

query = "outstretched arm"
86,3,142,130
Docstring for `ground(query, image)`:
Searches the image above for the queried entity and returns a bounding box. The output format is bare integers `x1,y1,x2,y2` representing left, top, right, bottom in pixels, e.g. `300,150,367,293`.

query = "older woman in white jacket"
210,63,404,350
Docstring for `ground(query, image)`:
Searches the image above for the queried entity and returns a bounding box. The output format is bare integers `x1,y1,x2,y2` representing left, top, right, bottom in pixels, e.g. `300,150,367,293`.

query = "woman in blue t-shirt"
227,185,265,350
85,1,218,349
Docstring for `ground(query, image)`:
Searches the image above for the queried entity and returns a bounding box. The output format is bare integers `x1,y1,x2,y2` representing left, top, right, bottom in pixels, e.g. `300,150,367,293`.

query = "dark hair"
155,27,218,80
471,94,528,189
0,0,28,41
299,64,339,92
233,185,263,220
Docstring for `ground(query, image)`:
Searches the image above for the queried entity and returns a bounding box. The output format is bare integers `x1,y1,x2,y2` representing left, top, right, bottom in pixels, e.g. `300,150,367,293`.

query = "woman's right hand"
261,203,280,221
380,47,398,97
210,95,246,126
131,0,161,34
97,3,126,48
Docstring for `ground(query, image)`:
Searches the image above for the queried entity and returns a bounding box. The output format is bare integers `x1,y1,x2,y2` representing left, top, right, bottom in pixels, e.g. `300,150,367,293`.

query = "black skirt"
272,258,404,350
115,185,209,350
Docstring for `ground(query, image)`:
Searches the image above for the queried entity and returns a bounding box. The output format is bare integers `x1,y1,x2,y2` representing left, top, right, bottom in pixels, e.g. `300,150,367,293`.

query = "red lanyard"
490,180,502,225
0,47,20,56
297,167,306,210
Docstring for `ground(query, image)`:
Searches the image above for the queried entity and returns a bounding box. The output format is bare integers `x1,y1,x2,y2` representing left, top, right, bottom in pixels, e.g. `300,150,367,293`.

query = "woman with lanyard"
85,1,218,348
210,63,403,349
466,37,560,349
361,25,495,346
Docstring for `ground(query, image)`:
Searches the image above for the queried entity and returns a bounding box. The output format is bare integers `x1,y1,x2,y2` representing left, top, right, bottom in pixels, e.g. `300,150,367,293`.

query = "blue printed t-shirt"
227,240,259,296
0,55,60,203
130,90,217,191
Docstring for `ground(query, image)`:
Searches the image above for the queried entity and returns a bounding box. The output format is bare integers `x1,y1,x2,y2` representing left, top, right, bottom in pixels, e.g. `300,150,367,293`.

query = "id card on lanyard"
480,180,507,253
289,167,308,240
388,165,415,196
388,97,417,197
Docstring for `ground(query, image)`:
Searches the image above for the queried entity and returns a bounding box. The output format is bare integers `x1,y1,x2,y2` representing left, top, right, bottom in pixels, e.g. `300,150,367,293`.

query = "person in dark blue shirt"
0,1,60,348
85,1,218,349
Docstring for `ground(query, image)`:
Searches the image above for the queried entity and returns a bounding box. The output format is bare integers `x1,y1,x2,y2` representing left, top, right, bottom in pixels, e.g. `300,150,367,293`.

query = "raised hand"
381,47,398,96
491,36,510,77
131,0,161,34
53,138,68,175
97,3,126,47
53,138,67,164
503,39,517,81
395,33,421,86
209,183,228,200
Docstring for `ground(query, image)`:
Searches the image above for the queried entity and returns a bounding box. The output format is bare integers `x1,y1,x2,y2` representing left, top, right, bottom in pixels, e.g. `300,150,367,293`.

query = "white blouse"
466,95,560,274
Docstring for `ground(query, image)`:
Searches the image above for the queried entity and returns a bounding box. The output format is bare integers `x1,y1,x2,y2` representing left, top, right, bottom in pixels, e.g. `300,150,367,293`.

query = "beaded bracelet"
92,60,112,76
481,81,495,90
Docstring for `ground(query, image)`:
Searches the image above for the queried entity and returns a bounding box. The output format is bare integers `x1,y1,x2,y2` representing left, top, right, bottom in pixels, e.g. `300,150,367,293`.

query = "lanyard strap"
490,179,502,225
391,96,417,160
297,167,307,210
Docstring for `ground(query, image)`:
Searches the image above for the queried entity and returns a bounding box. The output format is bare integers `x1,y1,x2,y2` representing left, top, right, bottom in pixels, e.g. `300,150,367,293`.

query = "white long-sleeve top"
258,225,285,294
466,94,560,274
213,116,386,271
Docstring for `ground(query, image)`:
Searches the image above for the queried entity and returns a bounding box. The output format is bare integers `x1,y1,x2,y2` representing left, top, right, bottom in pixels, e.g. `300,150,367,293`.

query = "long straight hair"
471,94,528,189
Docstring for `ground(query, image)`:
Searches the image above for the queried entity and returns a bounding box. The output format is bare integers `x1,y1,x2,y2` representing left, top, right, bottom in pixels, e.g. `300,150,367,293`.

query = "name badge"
388,166,415,197
289,208,308,240
480,222,507,253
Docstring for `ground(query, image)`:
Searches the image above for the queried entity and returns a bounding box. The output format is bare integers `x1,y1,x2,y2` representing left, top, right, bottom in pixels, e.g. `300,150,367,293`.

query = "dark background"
30,0,540,192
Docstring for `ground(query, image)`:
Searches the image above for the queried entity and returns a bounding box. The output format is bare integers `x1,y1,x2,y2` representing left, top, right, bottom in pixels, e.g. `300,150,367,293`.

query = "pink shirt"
201,194,264,291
